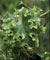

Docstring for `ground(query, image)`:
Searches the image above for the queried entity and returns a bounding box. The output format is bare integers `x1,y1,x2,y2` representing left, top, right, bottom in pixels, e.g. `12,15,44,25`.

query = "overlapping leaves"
0,6,45,60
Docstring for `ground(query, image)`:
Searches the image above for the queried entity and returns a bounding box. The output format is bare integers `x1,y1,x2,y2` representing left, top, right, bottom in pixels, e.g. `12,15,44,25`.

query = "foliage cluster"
0,0,50,60
0,5,46,60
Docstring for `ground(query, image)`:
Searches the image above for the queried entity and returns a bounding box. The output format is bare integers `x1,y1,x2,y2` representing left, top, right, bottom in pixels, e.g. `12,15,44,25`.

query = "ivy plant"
0,6,45,60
